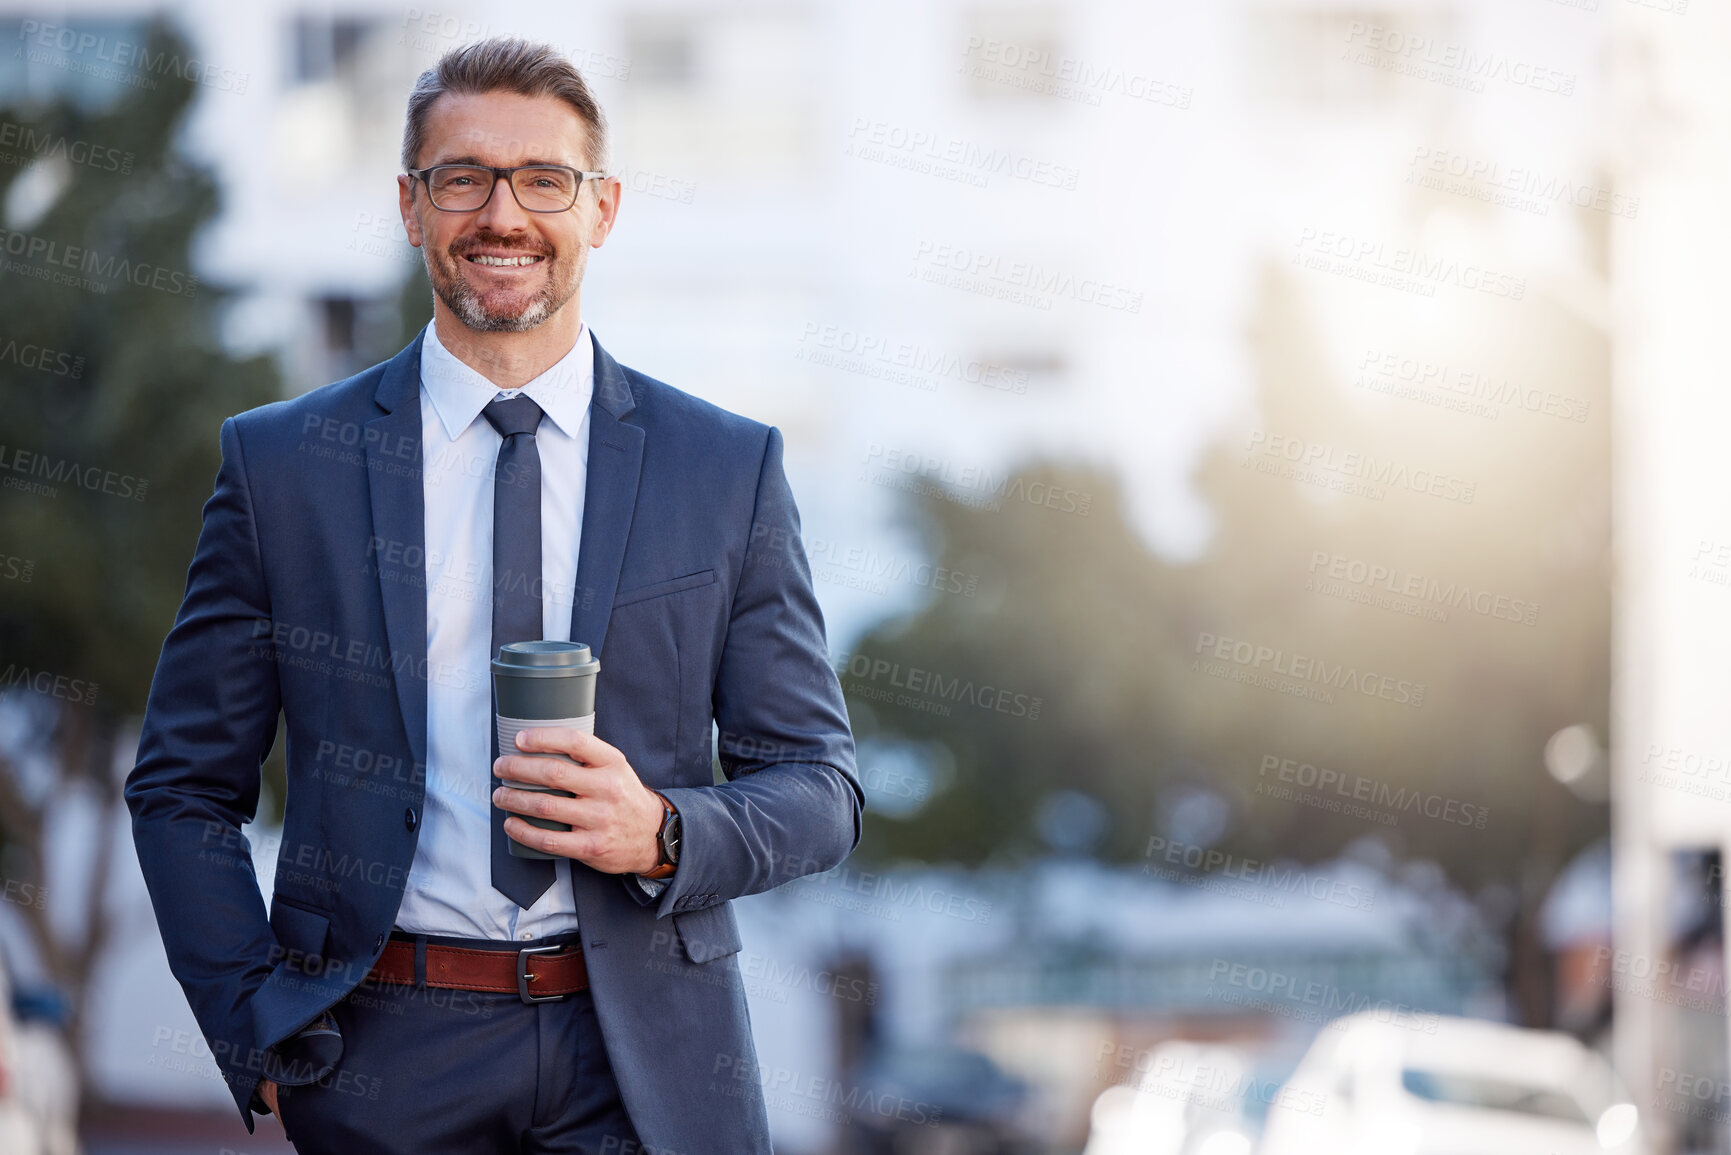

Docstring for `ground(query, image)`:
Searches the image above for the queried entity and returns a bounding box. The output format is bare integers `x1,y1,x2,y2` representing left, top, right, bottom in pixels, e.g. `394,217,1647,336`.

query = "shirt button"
404,808,418,831
375,934,385,951
521,932,533,941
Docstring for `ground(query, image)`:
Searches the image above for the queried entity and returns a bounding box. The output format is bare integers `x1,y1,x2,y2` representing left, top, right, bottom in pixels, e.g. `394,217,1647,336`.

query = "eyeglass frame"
405,163,613,214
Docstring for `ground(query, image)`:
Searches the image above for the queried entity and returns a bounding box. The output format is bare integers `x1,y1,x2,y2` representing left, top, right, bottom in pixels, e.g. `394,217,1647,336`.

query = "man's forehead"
423,92,588,164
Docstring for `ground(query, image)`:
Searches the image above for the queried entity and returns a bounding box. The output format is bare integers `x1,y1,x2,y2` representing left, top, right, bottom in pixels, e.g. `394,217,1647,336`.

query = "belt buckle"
517,943,569,1004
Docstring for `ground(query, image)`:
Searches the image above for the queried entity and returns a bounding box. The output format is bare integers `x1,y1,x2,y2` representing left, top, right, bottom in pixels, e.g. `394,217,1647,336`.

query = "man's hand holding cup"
493,727,665,875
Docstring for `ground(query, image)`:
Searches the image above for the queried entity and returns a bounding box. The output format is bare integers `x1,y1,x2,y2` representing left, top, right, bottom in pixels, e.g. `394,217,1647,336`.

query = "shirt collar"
419,319,594,443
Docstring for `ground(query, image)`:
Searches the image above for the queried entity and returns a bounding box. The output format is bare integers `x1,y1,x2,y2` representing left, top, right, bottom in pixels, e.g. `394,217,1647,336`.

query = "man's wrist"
640,790,680,879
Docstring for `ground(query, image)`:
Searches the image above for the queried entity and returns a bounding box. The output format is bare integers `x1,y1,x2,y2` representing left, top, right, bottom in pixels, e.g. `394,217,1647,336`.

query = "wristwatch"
641,792,681,880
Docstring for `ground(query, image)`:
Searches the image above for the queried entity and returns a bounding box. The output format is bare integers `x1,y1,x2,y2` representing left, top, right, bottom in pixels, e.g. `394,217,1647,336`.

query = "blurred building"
0,0,1616,631
0,1,1637,1152
1612,3,1731,1151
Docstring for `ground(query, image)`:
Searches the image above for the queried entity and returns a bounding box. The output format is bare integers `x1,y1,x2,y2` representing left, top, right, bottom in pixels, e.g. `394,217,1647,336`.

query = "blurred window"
1250,7,1450,105
619,9,815,182
317,293,399,378
276,15,417,189
290,15,372,85
630,26,696,89
961,6,1063,104
1400,1068,1590,1123
0,18,155,111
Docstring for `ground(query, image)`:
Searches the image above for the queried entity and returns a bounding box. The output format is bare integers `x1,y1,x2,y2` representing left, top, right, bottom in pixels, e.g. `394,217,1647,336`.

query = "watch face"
659,805,681,865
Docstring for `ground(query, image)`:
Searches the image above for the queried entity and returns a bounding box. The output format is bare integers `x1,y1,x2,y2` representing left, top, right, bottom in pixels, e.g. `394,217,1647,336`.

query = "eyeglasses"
407,164,610,213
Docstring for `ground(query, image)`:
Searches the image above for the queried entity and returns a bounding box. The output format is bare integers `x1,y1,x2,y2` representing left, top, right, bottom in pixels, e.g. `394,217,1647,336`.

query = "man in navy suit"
126,37,861,1154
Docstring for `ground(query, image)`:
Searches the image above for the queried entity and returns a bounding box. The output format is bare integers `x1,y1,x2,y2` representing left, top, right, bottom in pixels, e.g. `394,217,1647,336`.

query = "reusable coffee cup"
492,640,600,859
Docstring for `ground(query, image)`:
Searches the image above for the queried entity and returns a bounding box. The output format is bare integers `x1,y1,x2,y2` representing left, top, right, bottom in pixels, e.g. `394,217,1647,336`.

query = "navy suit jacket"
125,330,863,1151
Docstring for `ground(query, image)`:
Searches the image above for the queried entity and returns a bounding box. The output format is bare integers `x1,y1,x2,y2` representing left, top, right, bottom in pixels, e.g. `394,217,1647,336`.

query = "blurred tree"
385,256,434,357
849,259,1610,1028
0,20,279,1108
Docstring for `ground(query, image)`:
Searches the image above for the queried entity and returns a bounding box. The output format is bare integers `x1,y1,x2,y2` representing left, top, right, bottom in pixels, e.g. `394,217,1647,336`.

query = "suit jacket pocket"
672,902,741,964
613,568,717,609
269,896,332,969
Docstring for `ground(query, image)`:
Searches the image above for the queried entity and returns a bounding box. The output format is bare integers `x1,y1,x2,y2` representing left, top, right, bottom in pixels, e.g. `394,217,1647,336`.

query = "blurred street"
2,0,1726,1152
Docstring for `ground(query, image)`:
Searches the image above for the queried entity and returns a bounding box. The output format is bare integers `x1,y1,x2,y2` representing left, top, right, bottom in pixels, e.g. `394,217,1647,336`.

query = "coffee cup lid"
492,640,599,677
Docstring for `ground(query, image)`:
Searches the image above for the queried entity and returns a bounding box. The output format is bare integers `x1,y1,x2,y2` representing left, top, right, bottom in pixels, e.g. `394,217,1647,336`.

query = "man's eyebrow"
426,154,577,168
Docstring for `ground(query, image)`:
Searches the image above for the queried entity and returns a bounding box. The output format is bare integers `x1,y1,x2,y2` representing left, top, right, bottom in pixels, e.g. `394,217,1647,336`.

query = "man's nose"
473,174,535,233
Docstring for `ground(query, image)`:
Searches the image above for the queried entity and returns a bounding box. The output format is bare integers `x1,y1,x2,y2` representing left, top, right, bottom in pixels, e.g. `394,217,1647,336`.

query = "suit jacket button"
375,934,385,951
404,808,418,831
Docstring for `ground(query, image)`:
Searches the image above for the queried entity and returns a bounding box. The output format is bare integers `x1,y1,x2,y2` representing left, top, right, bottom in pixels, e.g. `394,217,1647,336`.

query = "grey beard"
444,280,550,332
425,247,583,333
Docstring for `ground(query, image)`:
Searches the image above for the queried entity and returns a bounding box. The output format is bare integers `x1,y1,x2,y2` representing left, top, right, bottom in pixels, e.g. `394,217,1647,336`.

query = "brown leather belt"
366,938,588,1004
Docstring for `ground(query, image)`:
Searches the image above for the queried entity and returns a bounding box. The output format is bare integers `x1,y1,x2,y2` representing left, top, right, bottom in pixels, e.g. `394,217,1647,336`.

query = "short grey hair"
401,37,610,173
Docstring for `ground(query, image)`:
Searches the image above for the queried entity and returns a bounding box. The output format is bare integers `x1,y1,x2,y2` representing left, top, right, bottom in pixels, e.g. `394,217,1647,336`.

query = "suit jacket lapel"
367,334,430,772
570,332,644,658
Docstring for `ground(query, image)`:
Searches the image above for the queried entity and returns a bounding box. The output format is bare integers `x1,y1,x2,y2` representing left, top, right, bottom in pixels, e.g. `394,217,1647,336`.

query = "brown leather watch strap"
366,939,588,997
640,791,678,880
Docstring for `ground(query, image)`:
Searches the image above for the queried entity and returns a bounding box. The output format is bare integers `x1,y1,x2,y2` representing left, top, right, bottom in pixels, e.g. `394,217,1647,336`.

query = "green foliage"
850,262,1610,894
388,257,434,355
0,20,280,721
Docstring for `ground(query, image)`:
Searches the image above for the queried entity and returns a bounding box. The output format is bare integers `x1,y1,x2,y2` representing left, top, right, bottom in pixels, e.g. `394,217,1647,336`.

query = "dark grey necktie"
484,394,555,908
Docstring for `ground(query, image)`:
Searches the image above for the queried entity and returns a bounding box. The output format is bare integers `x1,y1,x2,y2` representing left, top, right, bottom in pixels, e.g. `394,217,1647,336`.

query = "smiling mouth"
464,253,545,267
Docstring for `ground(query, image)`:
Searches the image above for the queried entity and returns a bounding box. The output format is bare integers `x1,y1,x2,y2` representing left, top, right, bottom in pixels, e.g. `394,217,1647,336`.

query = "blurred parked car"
845,1045,1035,1154
0,947,33,1155
1259,1012,1646,1155
1082,1040,1301,1155
0,951,78,1155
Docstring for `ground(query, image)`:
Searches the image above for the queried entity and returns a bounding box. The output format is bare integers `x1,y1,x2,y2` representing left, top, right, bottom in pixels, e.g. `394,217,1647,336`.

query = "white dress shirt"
395,320,593,942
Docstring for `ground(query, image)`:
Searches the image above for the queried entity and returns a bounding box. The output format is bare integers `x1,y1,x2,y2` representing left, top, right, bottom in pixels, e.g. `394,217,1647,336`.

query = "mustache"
449,234,553,258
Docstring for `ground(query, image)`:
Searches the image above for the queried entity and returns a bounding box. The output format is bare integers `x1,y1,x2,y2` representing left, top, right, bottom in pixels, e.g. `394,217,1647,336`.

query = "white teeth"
469,254,543,266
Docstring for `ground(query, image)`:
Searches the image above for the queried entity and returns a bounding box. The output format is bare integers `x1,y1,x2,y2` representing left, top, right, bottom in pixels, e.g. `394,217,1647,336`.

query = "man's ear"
398,174,424,248
588,177,622,249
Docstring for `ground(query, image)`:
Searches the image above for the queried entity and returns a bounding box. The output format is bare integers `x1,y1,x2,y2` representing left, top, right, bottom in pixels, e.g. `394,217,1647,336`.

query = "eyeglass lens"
427,166,578,211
